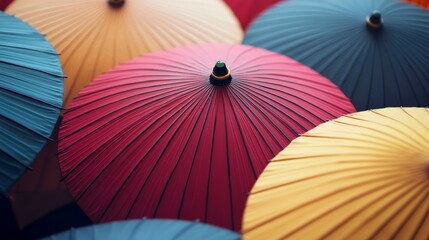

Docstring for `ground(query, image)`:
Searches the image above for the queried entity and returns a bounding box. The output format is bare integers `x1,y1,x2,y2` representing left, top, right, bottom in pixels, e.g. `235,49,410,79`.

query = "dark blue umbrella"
42,219,240,240
243,0,429,111
0,12,63,193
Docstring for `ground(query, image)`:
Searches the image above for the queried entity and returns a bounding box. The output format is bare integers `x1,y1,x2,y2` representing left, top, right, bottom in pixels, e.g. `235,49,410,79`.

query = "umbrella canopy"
243,0,429,111
0,0,13,10
42,219,240,240
224,0,281,29
58,43,355,230
6,0,243,107
406,0,429,8
242,107,429,240
0,12,63,194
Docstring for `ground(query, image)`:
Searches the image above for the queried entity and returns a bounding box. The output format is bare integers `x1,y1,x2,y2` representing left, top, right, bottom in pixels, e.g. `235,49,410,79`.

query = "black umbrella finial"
108,0,125,8
366,10,383,29
210,61,232,86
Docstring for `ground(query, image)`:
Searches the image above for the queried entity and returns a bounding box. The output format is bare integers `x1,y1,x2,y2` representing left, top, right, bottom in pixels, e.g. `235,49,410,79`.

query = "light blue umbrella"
244,0,429,111
0,12,63,193
42,219,240,240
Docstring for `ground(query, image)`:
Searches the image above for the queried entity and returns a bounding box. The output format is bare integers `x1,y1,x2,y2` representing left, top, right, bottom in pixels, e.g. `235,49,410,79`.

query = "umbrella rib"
63,71,202,116
0,114,52,141
401,108,429,133
59,81,198,148
58,7,108,105
64,78,198,117
387,26,429,105
370,110,429,151
390,183,429,239
154,3,240,45
0,59,64,78
316,174,428,239
252,75,351,112
222,89,235,230
247,170,421,236
226,86,267,176
63,11,111,105
0,43,57,55
61,83,203,138
205,102,217,223
335,117,425,153
238,77,341,121
170,221,198,239
88,11,116,86
61,83,200,179
250,163,414,195
232,83,299,141
351,176,428,239
71,85,205,205
287,173,426,239
411,194,429,239
0,84,62,110
59,83,200,161
386,33,420,108
125,6,154,53
177,86,215,220
94,86,209,221
232,83,310,142
128,218,147,239
49,5,106,67
0,149,33,171
152,86,213,217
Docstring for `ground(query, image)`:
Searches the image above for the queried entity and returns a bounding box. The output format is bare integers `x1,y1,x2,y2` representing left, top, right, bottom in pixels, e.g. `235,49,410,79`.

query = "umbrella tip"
366,10,383,29
108,0,125,8
210,61,232,86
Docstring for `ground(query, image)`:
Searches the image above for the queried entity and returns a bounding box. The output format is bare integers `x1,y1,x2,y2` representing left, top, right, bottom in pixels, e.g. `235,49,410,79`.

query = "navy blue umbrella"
244,0,429,111
0,12,63,193
42,219,240,240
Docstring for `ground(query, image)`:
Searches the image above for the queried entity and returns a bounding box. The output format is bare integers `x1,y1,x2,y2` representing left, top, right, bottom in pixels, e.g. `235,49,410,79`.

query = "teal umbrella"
0,12,63,193
42,219,240,240
244,0,429,111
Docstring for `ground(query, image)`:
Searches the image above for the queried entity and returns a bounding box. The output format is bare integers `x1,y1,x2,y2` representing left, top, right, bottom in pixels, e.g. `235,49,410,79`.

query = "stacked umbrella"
56,43,355,231
2,0,429,239
4,0,243,234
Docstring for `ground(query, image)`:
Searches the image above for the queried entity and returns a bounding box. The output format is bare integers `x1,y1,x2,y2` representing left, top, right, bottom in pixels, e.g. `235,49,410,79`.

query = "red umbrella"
0,0,13,10
225,0,281,29
58,43,356,230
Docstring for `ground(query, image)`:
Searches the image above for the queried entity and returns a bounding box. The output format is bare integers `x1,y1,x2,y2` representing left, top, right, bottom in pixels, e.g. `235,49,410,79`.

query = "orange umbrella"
406,0,429,8
242,107,429,240
7,0,243,107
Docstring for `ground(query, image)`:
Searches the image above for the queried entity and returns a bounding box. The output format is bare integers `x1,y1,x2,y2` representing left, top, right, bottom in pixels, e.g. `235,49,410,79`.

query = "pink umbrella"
58,43,355,230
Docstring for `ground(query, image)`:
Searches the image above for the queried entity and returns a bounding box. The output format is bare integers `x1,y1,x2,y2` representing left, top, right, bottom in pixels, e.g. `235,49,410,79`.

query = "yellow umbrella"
242,107,429,240
6,0,243,107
